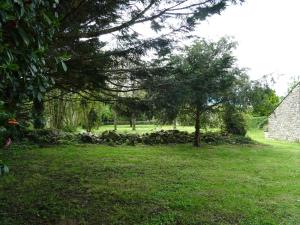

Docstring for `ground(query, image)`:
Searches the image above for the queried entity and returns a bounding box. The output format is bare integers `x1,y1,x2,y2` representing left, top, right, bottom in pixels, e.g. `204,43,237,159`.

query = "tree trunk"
55,91,65,129
194,109,200,147
132,112,136,131
113,112,117,131
173,118,177,130
33,98,45,129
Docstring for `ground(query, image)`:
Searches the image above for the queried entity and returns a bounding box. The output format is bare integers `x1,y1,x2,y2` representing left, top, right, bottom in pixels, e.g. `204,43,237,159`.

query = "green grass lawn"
1,130,300,225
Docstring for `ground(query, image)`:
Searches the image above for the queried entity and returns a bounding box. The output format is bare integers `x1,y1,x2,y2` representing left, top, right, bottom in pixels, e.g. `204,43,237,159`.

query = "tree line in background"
0,0,281,147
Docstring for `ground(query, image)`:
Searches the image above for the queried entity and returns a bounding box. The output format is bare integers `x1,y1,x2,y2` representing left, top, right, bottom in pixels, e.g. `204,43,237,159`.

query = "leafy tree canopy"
0,0,59,111
150,37,240,146
248,81,280,116
51,0,244,99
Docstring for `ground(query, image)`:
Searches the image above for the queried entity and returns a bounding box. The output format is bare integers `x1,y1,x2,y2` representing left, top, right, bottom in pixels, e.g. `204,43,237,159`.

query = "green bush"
25,129,78,146
25,129,60,145
223,106,247,136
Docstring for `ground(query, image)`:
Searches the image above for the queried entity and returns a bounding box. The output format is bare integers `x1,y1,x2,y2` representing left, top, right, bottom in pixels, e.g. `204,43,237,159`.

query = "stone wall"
267,85,300,141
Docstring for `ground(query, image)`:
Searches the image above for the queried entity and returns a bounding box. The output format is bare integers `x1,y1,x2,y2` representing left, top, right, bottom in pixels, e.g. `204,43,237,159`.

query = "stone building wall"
267,85,300,141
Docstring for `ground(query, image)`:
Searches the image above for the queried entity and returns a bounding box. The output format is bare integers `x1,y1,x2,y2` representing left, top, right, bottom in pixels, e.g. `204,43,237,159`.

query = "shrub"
25,129,60,145
25,129,79,146
223,106,247,136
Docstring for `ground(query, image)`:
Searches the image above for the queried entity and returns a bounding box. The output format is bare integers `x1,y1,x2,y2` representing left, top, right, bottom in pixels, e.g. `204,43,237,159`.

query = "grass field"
1,130,300,224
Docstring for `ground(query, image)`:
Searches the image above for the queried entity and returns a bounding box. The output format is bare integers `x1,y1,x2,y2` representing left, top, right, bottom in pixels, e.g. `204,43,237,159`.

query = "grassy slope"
1,131,300,224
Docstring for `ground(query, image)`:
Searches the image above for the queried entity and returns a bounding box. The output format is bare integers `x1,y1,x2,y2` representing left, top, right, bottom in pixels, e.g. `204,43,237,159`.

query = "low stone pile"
22,129,254,146
80,131,140,145
142,130,193,145
79,130,254,146
80,130,193,145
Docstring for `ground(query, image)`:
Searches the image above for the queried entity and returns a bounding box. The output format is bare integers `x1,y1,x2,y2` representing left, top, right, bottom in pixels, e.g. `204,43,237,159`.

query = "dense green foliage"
223,105,247,136
248,81,280,116
24,129,77,146
0,0,59,112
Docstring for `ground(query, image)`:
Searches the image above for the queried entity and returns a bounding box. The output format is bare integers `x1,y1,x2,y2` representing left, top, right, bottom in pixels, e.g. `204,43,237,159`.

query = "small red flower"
7,119,19,126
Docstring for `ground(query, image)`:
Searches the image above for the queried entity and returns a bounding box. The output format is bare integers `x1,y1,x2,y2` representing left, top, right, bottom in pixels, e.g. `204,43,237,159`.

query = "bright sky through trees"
196,0,300,96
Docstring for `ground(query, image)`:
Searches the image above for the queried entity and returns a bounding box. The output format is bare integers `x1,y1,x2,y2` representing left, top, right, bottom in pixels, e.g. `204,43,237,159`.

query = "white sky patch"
192,0,300,96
